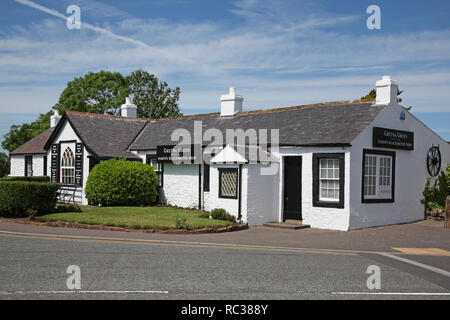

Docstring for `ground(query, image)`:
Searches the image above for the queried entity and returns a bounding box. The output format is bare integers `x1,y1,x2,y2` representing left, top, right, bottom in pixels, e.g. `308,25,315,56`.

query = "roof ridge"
65,98,374,123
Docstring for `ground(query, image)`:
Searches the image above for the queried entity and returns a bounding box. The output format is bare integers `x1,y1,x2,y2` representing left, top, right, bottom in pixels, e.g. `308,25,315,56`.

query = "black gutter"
238,163,242,222
198,164,202,210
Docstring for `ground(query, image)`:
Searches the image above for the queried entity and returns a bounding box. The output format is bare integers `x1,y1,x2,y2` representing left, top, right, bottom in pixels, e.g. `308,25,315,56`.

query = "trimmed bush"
198,212,210,219
0,176,50,183
0,181,60,217
210,208,237,223
85,158,158,206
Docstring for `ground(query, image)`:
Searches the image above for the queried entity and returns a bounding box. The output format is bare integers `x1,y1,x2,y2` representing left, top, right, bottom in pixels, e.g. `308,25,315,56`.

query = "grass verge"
39,206,233,230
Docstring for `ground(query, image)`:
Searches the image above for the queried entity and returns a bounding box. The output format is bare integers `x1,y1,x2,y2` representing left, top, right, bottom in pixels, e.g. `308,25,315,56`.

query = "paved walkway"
0,219,448,254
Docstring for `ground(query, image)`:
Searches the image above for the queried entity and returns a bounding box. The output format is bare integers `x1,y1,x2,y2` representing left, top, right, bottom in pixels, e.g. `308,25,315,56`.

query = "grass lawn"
39,206,233,230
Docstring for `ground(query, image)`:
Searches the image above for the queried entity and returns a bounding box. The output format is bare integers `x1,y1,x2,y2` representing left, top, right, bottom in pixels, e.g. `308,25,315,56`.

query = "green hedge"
210,208,237,223
0,176,50,183
85,158,158,206
0,181,60,217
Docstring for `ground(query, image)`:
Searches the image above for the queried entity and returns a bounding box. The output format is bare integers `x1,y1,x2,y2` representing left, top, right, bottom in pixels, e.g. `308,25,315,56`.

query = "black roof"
130,101,384,150
44,100,383,159
45,112,147,160
11,128,54,155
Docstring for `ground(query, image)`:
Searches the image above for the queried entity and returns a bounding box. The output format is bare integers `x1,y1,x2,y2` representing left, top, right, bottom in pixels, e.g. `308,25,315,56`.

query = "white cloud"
1,0,450,116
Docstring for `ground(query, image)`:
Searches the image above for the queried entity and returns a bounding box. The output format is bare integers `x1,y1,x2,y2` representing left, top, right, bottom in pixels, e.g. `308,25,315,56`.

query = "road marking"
0,290,168,295
393,248,450,256
379,252,450,278
332,291,450,296
0,230,356,256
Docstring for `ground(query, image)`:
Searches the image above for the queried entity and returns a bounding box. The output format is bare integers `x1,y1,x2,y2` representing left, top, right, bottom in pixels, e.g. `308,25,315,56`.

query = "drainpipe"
198,164,202,210
238,164,242,222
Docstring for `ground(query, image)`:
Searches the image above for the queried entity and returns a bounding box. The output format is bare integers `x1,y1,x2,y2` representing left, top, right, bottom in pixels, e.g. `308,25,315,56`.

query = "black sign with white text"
157,145,200,162
75,142,83,186
372,127,414,150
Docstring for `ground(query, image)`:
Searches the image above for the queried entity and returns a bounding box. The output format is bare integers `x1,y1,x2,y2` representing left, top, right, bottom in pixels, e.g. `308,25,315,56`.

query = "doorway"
283,156,302,221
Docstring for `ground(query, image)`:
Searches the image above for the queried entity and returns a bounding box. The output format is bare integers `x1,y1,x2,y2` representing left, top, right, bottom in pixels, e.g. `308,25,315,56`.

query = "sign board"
50,144,59,183
75,142,83,186
157,145,200,162
372,127,414,150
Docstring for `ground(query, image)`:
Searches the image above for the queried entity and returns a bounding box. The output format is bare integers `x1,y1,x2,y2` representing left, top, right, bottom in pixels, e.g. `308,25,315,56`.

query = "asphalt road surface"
0,229,449,300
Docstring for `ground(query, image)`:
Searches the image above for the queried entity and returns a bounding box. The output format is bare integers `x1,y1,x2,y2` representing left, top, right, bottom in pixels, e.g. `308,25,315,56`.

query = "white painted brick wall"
162,163,200,209
10,155,24,176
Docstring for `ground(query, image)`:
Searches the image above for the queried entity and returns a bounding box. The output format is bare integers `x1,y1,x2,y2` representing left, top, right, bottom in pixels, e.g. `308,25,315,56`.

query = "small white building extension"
9,76,450,231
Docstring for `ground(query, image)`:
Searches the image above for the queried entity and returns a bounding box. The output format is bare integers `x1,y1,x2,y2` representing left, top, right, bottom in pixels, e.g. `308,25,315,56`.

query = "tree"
0,152,9,177
126,69,182,119
361,88,412,110
54,70,129,115
2,69,181,155
2,111,51,153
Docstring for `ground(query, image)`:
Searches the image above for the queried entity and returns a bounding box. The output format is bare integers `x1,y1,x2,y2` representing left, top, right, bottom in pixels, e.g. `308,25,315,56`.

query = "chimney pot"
121,96,137,118
220,87,243,117
375,75,398,106
50,109,61,128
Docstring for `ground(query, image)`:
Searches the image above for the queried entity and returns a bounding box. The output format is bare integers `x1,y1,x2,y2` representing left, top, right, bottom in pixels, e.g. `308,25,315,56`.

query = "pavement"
0,219,449,300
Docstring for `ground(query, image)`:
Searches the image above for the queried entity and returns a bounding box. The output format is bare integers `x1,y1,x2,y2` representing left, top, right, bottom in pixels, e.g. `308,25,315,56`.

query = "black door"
283,156,302,220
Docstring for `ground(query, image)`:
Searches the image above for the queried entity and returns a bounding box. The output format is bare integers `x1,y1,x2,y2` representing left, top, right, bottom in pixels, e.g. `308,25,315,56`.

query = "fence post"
445,196,450,228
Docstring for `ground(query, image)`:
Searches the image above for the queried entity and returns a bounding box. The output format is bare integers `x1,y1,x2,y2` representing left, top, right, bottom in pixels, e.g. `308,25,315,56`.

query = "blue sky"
1,0,450,153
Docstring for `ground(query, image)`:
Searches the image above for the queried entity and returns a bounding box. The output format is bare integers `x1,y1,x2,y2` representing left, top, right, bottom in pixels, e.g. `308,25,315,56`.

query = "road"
0,221,449,300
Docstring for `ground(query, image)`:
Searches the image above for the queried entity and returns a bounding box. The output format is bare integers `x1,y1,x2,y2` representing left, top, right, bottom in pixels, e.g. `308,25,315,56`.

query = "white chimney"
121,96,137,118
375,75,398,106
220,87,244,117
50,109,61,128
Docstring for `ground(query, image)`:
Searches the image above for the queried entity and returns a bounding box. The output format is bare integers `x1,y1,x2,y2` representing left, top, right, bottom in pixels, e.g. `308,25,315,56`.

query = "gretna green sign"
157,145,199,162
372,127,414,150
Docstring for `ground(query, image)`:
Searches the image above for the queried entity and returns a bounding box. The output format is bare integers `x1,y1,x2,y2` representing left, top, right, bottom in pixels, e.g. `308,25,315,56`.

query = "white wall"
274,147,351,231
10,154,46,177
349,104,450,230
204,164,242,219
10,155,24,176
51,119,86,205
245,163,279,226
162,163,200,209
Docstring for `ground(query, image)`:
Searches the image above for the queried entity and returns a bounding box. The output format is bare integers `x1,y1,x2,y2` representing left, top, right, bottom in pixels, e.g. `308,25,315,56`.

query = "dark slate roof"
10,128,54,155
129,100,384,150
54,112,147,160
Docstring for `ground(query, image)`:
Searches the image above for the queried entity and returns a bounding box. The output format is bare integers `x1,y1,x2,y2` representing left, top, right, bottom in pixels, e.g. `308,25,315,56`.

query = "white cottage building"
9,76,450,230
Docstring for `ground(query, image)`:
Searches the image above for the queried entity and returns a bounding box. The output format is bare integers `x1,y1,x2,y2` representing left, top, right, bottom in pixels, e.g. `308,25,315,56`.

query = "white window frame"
61,147,75,185
362,149,395,203
319,158,340,202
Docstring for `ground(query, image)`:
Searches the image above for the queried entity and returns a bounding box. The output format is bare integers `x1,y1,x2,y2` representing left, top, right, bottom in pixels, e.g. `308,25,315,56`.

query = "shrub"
421,170,449,211
175,215,189,229
0,181,60,217
446,164,450,195
85,158,158,206
210,208,237,223
198,212,210,219
0,176,50,183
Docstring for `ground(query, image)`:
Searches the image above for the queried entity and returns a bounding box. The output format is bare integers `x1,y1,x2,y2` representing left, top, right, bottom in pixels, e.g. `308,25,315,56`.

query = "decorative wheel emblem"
426,146,441,177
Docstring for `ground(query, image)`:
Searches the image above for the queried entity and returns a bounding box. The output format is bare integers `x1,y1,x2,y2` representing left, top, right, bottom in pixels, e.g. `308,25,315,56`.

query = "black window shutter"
51,144,60,183
203,164,210,192
75,143,83,186
43,156,47,176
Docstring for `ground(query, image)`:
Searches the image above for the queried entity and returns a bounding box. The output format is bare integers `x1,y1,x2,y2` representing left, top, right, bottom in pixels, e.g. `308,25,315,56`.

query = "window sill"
362,198,394,203
219,195,238,200
313,200,344,209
